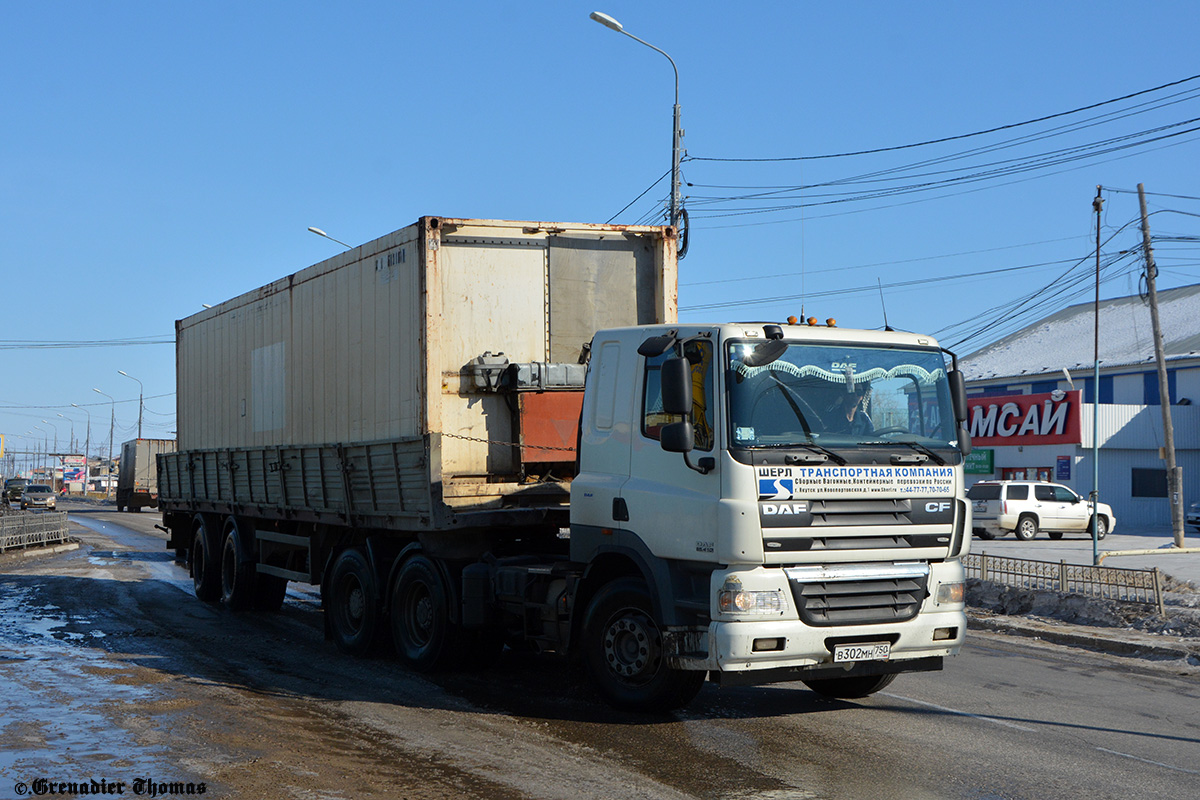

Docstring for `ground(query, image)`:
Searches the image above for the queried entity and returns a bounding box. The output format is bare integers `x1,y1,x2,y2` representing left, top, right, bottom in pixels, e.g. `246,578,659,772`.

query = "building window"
1143,370,1177,405
1131,468,1168,498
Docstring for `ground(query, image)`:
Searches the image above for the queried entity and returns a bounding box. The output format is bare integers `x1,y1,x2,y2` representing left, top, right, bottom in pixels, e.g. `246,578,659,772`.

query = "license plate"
833,642,891,663
973,501,986,512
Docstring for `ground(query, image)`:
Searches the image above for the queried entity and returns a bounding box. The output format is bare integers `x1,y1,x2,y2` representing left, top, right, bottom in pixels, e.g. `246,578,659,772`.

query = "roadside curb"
967,609,1199,664
0,541,81,563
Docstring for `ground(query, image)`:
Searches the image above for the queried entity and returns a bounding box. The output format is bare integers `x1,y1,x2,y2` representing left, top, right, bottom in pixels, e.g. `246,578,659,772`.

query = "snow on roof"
961,283,1200,381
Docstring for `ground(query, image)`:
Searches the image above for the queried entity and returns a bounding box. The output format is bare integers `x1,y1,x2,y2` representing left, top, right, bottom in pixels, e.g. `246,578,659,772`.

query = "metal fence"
0,511,72,553
964,552,1164,616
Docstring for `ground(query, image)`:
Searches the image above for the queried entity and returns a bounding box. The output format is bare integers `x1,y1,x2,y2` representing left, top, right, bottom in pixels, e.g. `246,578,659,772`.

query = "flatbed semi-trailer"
160,217,971,710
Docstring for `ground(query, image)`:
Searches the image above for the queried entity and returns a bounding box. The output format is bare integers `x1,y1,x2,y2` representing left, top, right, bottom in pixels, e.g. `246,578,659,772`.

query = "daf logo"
762,503,808,515
925,501,952,513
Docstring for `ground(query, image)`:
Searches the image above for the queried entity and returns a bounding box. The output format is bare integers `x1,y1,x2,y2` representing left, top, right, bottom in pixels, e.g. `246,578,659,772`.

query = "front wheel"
1014,515,1039,541
1092,516,1109,540
803,673,896,699
581,578,706,712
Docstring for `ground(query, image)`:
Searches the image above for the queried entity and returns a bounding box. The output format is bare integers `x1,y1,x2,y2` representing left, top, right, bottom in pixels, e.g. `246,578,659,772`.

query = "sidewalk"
969,522,1200,586
966,521,1200,671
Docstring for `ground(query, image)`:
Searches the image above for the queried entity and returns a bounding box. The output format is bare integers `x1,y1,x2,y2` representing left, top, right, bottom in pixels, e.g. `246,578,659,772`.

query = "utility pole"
1138,183,1185,547
1091,186,1103,564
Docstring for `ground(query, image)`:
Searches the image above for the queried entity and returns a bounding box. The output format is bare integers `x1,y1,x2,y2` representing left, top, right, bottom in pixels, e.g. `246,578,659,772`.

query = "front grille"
785,564,930,627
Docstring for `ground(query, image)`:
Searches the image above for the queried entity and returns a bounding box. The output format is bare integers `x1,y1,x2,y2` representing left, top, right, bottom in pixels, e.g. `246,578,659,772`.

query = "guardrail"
964,552,1164,616
0,511,72,553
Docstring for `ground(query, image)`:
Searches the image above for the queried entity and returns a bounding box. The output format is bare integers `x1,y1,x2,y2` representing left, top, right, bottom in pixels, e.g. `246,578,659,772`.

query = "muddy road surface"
2,500,1198,800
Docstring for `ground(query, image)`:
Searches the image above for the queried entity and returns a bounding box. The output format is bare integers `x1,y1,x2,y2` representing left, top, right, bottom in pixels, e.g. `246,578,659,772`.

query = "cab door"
620,336,721,563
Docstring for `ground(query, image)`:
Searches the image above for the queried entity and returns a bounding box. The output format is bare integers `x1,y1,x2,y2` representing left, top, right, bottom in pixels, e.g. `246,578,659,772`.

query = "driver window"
642,341,715,451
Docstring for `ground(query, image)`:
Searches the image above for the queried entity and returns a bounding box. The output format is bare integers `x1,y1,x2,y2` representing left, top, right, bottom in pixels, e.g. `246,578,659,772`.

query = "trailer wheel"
581,577,706,712
328,548,380,655
220,517,257,611
803,673,896,699
191,515,221,603
391,555,461,671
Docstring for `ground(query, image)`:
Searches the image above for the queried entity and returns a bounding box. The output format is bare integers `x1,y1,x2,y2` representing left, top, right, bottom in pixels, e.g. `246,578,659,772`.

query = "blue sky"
2,1,1198,465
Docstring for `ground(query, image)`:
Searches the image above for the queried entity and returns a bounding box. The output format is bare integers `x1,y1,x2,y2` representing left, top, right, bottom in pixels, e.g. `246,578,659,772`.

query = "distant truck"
117,438,176,512
158,217,973,711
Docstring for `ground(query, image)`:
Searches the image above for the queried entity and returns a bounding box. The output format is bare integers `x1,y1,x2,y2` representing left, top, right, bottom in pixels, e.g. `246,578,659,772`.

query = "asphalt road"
1,501,1198,800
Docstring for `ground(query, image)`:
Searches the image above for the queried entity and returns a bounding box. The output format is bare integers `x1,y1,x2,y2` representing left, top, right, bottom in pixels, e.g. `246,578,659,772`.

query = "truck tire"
581,577,706,712
328,548,380,656
220,517,257,611
803,673,896,699
191,515,221,603
1014,515,1039,541
1091,516,1109,540
391,555,460,672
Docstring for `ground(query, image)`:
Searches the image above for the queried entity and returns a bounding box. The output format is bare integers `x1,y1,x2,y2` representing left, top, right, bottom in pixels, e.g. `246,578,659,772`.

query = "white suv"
967,480,1115,541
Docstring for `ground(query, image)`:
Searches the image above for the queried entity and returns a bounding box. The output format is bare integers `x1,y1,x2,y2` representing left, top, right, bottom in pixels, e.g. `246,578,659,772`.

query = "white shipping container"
174,217,678,510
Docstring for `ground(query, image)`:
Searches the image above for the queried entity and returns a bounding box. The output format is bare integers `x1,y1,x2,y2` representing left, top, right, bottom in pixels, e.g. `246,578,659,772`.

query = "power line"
689,73,1200,163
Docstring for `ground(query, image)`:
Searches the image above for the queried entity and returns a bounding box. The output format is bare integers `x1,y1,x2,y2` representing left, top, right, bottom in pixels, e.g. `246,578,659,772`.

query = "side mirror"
660,356,693,415
660,421,695,453
949,369,968,423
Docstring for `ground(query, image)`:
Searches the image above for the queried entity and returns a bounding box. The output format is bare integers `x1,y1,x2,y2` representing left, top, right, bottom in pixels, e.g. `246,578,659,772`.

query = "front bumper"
666,562,967,682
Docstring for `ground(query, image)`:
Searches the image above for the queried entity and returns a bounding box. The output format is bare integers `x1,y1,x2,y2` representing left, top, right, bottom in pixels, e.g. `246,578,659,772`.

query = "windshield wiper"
794,441,847,466
866,440,946,466
753,441,847,465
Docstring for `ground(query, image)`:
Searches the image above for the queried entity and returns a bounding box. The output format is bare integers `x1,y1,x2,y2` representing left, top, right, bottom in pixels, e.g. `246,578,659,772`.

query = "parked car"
1187,502,1200,533
968,480,1115,541
3,477,28,505
19,484,57,511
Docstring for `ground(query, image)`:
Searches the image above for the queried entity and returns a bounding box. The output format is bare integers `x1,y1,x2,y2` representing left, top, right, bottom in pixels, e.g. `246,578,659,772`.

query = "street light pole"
93,388,116,499
307,227,353,250
589,11,684,236
118,370,144,439
32,426,46,478
71,403,91,464
40,419,59,490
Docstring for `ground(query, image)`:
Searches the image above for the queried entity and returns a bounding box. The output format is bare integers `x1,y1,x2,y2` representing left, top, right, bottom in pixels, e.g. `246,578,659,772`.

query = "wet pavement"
2,501,1199,799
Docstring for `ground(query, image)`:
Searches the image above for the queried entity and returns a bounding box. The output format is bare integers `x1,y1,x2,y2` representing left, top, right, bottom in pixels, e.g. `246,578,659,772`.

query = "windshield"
727,341,957,449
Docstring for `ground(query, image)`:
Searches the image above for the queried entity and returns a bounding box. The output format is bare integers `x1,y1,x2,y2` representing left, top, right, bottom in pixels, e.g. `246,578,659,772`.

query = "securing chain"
435,432,576,452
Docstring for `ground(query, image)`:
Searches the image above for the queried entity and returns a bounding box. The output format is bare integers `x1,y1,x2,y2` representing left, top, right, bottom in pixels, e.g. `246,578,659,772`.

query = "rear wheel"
191,514,221,603
975,529,996,540
803,673,897,699
327,548,380,655
581,577,706,712
391,555,462,671
1014,515,1039,541
220,517,257,611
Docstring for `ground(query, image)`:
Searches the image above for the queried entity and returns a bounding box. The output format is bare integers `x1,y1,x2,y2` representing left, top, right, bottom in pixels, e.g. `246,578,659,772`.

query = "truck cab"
570,321,971,706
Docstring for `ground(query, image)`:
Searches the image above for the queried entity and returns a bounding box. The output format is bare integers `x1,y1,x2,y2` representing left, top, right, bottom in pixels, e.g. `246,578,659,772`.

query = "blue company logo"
758,478,794,499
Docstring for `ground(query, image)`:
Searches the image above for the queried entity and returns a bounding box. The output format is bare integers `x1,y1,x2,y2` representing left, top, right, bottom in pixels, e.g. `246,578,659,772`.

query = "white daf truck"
158,217,972,711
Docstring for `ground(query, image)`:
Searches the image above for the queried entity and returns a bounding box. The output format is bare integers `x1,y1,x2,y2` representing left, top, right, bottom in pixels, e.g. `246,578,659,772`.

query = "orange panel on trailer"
519,392,584,463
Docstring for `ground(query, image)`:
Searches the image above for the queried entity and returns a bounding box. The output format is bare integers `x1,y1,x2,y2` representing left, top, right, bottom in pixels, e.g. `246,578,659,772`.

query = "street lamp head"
589,11,623,32
118,370,129,377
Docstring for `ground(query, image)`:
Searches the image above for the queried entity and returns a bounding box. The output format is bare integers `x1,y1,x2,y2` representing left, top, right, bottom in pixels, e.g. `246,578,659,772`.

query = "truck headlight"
718,589,786,615
936,582,964,605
